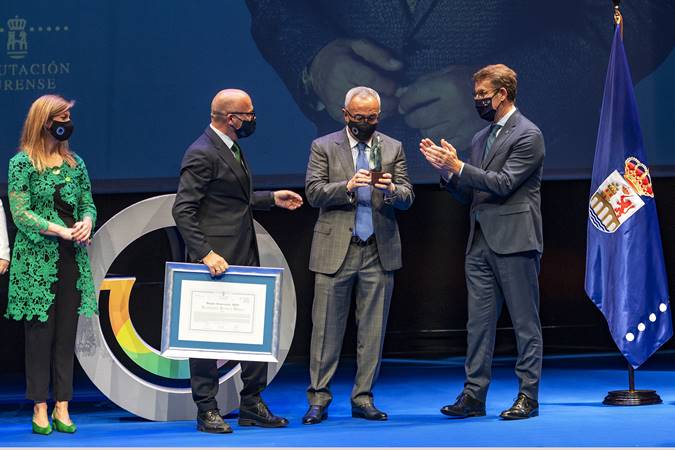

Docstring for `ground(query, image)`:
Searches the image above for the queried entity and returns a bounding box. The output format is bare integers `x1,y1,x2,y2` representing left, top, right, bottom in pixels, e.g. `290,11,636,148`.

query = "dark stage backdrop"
0,178,674,374
1,1,675,191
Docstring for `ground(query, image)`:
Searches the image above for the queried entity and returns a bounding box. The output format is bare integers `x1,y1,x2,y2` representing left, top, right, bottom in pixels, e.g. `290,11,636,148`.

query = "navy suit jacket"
444,110,544,255
172,127,274,264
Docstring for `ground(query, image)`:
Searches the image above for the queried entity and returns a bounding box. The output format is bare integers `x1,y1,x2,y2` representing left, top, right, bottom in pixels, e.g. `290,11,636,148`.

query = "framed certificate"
160,262,283,362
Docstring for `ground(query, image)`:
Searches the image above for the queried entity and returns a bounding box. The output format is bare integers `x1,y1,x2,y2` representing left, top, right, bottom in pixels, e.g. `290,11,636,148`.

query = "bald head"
210,89,254,139
211,89,251,115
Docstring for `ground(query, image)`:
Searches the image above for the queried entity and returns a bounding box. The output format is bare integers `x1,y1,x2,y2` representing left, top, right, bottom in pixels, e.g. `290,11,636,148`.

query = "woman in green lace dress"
5,95,97,435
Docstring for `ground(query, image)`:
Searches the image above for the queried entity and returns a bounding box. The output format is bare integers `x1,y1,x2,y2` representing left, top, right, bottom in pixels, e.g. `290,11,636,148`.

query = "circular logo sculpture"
75,194,296,421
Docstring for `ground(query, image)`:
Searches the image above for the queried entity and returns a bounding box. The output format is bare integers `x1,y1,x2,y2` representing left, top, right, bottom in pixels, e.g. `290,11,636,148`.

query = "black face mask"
475,92,501,122
234,117,256,139
48,120,74,141
348,121,377,142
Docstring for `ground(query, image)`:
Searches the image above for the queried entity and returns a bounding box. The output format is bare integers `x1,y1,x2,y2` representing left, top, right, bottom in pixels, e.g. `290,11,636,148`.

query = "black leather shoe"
351,402,388,421
197,409,233,434
500,393,539,420
440,393,486,418
238,400,289,428
302,405,328,425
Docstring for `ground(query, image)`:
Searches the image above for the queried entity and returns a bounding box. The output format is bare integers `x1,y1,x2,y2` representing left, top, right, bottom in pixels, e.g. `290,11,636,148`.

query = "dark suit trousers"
24,240,80,402
463,227,543,402
189,359,267,413
189,248,268,413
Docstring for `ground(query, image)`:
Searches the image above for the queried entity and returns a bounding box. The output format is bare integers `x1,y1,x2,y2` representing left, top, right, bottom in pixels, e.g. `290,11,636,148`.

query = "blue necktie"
354,142,373,240
483,124,502,164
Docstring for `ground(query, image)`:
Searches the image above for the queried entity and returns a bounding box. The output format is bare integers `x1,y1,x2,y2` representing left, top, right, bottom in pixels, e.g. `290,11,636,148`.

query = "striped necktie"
483,124,502,164
230,141,242,163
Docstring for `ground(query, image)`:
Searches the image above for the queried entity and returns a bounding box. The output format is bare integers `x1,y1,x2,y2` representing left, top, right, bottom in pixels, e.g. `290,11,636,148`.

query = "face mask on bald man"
233,116,256,139
211,110,257,139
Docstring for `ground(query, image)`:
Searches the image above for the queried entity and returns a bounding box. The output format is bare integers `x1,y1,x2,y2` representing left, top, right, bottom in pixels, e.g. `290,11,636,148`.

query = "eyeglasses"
472,89,500,100
344,109,380,124
228,111,255,117
212,110,256,119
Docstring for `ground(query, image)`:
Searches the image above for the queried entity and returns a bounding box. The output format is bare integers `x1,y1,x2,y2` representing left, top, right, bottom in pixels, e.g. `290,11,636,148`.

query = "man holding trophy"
303,86,414,424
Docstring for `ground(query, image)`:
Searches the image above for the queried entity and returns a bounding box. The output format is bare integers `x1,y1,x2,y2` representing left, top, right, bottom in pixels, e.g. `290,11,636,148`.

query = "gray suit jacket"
444,110,544,255
305,129,414,274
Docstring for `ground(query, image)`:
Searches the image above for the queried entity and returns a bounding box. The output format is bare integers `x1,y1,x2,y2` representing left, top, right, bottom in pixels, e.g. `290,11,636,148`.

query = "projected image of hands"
397,66,483,149
309,38,482,150
309,39,402,123
246,0,675,179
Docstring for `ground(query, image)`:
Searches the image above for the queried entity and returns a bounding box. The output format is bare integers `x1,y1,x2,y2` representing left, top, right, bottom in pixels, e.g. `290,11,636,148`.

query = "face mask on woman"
48,120,74,141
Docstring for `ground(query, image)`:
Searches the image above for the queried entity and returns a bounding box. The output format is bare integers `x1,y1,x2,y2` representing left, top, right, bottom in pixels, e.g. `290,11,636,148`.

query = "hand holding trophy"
370,136,395,193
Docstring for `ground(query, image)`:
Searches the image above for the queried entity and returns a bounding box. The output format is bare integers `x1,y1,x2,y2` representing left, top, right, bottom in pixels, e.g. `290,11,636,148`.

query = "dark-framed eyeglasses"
344,109,380,124
472,89,500,100
212,110,256,119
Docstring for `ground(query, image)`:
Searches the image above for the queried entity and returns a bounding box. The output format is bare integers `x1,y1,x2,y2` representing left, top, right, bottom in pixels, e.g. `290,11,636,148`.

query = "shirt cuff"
346,186,355,203
441,163,464,183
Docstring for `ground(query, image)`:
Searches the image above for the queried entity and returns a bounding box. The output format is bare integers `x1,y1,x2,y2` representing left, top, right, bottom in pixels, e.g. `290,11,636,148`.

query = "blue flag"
585,25,672,368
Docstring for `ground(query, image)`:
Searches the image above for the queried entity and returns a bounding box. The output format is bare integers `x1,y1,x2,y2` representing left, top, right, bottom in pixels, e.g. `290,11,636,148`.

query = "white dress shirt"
493,105,517,138
209,124,239,158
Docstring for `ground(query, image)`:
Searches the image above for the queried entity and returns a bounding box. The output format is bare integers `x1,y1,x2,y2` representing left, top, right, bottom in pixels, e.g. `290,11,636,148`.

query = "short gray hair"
344,86,381,108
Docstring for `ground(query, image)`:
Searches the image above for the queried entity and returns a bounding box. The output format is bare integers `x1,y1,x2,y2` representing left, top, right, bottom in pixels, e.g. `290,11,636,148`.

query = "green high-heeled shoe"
51,411,77,433
31,419,52,435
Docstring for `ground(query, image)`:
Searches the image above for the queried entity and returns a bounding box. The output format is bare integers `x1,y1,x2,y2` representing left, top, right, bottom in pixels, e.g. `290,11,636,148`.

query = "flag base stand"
603,364,663,406
603,389,662,406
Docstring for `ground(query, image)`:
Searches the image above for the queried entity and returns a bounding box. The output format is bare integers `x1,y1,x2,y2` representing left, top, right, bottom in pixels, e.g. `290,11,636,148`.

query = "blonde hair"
20,94,76,172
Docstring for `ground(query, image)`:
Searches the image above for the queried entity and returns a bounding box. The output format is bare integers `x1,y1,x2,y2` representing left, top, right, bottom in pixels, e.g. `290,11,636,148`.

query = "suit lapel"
473,127,490,168
370,131,388,209
204,127,250,199
482,111,520,169
238,147,254,195
335,129,357,180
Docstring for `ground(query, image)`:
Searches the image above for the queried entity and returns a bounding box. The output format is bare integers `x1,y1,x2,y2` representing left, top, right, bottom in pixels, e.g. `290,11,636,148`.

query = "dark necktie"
230,141,242,163
483,124,502,164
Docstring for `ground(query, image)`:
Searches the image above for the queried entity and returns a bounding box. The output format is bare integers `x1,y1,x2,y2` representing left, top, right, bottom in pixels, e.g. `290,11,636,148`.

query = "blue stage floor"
2,353,675,447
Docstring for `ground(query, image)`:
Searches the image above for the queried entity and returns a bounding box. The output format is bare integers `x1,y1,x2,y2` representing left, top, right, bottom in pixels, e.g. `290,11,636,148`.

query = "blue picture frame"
160,262,283,362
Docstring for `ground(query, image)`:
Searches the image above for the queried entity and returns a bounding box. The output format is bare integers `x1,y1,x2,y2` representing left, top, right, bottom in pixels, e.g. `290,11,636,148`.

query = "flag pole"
603,363,662,406
586,0,672,406
613,0,623,38
594,0,668,407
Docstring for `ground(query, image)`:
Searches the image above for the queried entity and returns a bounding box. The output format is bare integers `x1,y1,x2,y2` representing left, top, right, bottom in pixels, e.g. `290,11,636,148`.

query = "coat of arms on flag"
588,157,653,233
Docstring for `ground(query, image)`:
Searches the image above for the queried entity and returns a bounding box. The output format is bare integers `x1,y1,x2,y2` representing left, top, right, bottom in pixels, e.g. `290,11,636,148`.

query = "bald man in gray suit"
303,86,414,425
